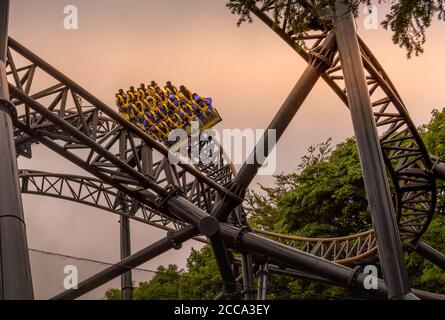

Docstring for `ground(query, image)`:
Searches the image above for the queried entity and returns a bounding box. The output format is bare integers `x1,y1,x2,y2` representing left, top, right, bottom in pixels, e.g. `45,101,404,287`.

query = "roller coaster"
1,0,445,300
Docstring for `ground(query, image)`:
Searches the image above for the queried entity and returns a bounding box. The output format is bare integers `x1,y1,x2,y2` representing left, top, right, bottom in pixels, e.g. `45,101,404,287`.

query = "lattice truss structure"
4,0,445,300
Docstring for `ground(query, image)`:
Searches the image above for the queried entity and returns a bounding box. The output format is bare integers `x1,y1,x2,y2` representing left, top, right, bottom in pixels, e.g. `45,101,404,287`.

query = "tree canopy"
226,0,445,58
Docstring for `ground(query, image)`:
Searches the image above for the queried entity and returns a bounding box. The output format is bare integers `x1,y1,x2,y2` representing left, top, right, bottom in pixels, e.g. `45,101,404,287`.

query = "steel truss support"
333,3,414,300
0,0,33,299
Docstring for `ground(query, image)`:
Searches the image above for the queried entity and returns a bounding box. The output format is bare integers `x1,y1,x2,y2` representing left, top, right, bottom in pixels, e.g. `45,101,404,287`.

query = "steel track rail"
18,169,378,264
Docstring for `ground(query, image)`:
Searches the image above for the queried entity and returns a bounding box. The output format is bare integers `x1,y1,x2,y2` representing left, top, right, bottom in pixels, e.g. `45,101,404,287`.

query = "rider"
116,92,128,119
167,113,184,130
178,85,193,104
193,92,212,111
133,101,146,130
155,120,170,141
138,83,147,97
165,81,179,95
179,101,196,122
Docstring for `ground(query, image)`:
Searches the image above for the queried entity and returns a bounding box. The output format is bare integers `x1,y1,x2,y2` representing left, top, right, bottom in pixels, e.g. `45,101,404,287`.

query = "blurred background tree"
226,0,445,57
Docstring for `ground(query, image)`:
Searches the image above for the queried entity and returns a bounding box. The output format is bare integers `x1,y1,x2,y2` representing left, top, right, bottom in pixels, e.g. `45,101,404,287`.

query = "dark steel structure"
1,0,445,300
0,0,33,300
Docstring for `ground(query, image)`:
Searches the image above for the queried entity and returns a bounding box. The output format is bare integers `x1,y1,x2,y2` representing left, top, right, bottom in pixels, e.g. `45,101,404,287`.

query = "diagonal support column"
413,241,445,271
0,0,33,300
332,3,414,299
198,216,237,294
211,32,337,222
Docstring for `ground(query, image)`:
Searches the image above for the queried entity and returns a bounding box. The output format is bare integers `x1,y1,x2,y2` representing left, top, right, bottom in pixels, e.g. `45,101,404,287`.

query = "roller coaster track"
8,37,241,230
18,169,377,264
7,1,436,267
246,1,436,244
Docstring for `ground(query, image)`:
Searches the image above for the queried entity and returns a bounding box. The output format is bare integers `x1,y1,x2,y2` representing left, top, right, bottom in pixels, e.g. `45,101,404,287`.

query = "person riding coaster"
116,81,221,142
193,93,212,111
165,81,179,96
155,101,169,120
138,83,146,97
116,93,129,120
179,85,193,103
132,102,147,130
155,120,170,141
167,113,184,130
179,102,196,122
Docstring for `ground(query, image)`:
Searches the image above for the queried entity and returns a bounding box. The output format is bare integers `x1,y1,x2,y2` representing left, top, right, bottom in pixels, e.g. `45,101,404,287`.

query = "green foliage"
177,246,223,299
246,138,371,236
382,0,445,57
420,108,445,212
226,0,445,58
420,108,445,159
405,216,445,294
105,246,222,300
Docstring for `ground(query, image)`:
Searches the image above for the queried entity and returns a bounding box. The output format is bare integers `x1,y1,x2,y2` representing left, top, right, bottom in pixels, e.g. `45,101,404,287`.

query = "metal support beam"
432,160,445,181
218,224,416,300
199,216,237,294
414,241,445,271
257,263,268,300
212,33,337,222
241,253,255,300
119,215,132,300
118,132,133,300
0,0,33,300
266,264,445,300
333,2,414,300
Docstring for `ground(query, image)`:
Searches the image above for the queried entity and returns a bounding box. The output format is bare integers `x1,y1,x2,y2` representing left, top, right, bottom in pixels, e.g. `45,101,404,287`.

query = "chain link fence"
29,249,155,300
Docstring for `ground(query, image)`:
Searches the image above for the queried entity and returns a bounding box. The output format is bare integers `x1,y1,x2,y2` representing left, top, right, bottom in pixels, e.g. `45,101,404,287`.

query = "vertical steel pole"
333,3,414,299
257,263,268,300
120,215,132,300
0,0,34,300
119,133,132,300
240,253,255,300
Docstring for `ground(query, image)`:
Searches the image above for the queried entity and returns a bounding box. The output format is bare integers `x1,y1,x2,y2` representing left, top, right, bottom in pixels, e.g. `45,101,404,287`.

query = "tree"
420,108,445,212
226,0,445,58
105,246,222,300
105,265,183,300
246,138,371,237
